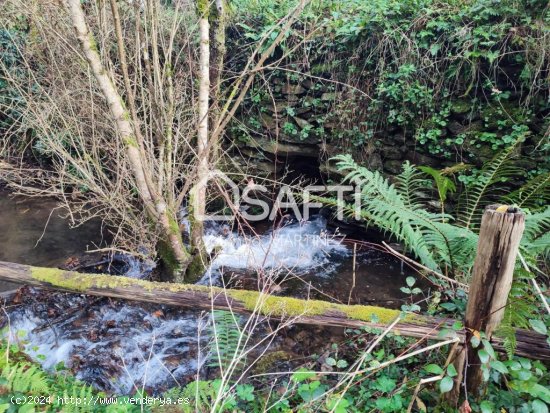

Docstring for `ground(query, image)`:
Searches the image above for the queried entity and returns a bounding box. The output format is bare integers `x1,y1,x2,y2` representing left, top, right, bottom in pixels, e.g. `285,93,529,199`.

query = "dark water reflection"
0,191,107,290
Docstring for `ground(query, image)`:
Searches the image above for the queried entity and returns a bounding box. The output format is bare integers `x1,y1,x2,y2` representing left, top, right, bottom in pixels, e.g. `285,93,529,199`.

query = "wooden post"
451,205,525,402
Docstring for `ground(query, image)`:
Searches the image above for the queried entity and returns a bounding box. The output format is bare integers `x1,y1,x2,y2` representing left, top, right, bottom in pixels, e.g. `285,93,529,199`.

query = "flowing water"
0,192,414,394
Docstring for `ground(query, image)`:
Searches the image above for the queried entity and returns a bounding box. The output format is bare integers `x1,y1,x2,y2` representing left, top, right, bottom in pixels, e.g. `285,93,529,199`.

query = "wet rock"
260,113,278,129
247,137,319,157
447,120,466,135
282,84,306,95
384,160,404,174
265,101,293,114
462,141,496,164
286,94,300,103
365,152,383,171
88,329,99,342
253,160,285,174
406,150,440,167
321,92,337,101
302,79,314,89
293,116,312,130
252,350,294,374
381,145,403,160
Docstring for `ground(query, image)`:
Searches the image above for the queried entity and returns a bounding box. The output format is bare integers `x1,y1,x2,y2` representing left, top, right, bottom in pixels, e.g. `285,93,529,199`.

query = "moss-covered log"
0,260,547,360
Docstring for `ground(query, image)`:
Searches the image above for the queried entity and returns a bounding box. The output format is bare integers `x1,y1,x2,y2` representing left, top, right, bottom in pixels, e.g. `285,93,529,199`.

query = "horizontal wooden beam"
0,260,547,360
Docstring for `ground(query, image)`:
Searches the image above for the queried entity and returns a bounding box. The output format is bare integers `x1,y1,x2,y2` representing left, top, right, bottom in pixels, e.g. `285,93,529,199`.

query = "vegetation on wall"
228,0,548,182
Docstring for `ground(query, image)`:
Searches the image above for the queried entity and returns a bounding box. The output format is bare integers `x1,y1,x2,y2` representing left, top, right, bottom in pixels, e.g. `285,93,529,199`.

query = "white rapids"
199,216,349,284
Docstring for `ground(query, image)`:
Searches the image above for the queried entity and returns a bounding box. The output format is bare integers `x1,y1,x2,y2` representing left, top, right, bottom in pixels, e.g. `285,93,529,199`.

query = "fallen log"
0,260,548,360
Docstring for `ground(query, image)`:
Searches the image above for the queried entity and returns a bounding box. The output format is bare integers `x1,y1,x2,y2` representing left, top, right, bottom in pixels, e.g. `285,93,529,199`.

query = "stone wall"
229,70,548,182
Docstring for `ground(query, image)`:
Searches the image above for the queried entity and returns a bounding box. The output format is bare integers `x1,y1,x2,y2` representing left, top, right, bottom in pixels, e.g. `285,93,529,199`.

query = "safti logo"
192,170,364,222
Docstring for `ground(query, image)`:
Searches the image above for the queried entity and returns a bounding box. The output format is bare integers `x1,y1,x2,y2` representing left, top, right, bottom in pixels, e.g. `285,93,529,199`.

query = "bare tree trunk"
209,0,226,160
66,0,191,278
189,0,211,268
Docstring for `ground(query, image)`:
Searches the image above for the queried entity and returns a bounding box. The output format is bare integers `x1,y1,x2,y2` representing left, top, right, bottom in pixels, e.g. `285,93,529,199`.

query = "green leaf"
518,369,532,381
532,399,549,413
440,303,457,311
326,397,350,413
336,359,348,368
509,381,550,404
446,364,458,378
18,405,35,413
424,364,444,375
507,360,521,371
325,357,336,367
478,349,490,364
482,339,496,359
480,401,495,413
482,365,490,381
374,376,397,393
236,384,255,402
291,369,316,383
452,321,463,330
429,43,441,56
406,276,416,287
489,360,509,374
529,319,548,335
439,376,454,393
470,335,480,348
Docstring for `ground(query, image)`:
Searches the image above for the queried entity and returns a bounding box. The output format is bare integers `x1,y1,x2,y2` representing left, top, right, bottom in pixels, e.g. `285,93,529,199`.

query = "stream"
0,192,414,394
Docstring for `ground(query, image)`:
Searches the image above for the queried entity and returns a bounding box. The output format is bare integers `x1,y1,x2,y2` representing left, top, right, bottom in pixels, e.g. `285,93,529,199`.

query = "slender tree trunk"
190,1,210,264
209,0,226,160
66,0,191,279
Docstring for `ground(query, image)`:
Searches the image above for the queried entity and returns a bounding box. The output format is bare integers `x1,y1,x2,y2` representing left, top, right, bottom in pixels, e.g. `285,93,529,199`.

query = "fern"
395,161,431,208
2,363,49,394
505,173,550,211
521,207,550,260
496,323,517,360
209,310,245,372
61,384,95,413
331,154,478,275
496,267,540,358
457,136,525,230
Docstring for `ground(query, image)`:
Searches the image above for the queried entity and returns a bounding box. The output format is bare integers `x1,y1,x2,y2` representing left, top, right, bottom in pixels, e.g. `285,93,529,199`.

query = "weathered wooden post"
450,205,525,402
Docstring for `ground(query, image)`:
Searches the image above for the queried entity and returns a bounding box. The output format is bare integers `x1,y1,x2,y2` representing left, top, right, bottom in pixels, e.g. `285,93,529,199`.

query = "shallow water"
5,290,206,394
0,191,107,291
0,192,414,394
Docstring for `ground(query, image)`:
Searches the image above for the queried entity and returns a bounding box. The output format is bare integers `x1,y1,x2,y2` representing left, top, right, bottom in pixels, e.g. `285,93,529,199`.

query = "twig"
518,252,550,315
382,242,469,290
347,243,357,305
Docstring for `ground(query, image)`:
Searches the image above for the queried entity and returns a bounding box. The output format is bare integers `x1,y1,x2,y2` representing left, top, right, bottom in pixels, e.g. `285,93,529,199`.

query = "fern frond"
496,324,517,360
457,136,525,230
395,161,432,208
505,173,550,211
3,363,50,394
521,207,550,259
209,310,245,372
